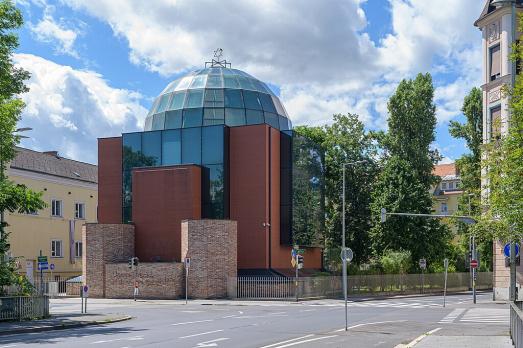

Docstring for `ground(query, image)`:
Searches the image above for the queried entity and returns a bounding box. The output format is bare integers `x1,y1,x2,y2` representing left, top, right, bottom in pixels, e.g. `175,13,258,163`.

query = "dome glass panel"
144,67,292,131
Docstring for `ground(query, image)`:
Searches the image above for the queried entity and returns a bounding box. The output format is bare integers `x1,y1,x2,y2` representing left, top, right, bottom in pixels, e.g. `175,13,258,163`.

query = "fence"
510,301,523,348
32,275,82,297
228,272,493,300
0,296,49,321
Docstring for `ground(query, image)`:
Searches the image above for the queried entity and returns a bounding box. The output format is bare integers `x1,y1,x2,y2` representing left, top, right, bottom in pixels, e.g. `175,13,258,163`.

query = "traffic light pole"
295,253,299,302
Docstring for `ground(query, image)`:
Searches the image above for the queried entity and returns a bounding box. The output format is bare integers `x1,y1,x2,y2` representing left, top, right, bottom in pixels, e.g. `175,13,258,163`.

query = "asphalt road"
0,292,511,348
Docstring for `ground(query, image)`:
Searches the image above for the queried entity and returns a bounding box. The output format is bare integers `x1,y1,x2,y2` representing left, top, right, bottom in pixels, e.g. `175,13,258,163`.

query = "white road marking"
172,319,214,326
91,336,144,344
332,320,407,332
259,335,315,348
0,345,18,348
272,335,338,348
179,330,224,339
395,327,441,348
182,310,205,313
438,308,465,323
195,337,230,347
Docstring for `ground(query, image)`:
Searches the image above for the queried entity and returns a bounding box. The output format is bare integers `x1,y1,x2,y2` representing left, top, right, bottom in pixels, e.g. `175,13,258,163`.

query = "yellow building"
432,163,463,219
5,147,97,283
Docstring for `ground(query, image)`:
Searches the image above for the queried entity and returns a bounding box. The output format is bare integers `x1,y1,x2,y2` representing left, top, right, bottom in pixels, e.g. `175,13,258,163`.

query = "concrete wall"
181,220,237,298
105,262,184,299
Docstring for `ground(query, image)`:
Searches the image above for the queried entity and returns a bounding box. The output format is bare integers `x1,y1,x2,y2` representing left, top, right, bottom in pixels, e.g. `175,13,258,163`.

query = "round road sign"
470,259,478,269
503,243,520,258
50,263,55,270
340,247,353,262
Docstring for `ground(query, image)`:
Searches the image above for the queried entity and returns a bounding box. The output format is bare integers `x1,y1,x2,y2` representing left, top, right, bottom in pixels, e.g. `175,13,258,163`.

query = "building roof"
475,0,523,26
433,163,458,178
9,147,98,184
143,66,292,132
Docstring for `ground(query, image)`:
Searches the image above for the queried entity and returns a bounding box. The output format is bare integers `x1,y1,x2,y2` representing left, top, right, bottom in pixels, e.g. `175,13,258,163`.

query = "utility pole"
341,160,366,332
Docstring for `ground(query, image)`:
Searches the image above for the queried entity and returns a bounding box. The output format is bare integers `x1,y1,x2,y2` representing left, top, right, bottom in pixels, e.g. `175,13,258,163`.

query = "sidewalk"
0,313,132,336
401,327,513,348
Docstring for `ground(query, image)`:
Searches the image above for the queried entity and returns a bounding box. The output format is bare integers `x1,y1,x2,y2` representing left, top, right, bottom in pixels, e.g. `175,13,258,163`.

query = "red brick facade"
132,166,202,262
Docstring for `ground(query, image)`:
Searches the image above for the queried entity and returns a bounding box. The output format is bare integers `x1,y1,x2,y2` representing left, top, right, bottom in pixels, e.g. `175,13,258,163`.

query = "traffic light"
132,257,139,267
128,257,133,269
297,255,304,269
128,257,139,269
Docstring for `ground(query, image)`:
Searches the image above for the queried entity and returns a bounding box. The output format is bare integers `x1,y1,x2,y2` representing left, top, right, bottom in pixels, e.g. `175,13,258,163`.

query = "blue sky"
13,0,484,164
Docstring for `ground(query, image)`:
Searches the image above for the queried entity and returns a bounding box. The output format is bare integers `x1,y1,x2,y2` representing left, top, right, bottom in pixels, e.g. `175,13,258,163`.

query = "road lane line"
195,337,230,347
259,335,315,348
272,335,338,348
172,319,214,326
332,320,407,332
179,330,224,339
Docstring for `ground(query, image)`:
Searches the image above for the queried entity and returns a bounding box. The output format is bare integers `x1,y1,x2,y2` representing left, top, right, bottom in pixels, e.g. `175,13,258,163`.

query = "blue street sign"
38,262,48,271
50,263,55,271
291,249,297,258
504,243,520,258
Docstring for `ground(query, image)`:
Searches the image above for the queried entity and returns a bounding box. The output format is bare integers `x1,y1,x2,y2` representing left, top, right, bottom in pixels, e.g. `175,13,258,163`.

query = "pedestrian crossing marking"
438,308,465,323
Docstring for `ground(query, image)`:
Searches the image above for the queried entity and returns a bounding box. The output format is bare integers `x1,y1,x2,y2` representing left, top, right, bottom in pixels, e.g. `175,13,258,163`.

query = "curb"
0,315,133,336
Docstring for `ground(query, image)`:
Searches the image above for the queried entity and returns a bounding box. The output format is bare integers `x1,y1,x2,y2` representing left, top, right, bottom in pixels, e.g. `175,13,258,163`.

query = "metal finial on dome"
206,48,231,68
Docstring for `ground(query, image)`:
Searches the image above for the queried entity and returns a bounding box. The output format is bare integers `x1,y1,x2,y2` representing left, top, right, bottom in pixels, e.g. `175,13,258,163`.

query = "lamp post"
342,159,366,331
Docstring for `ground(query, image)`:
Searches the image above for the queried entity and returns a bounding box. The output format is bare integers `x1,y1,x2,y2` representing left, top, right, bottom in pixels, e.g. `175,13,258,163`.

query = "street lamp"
341,159,366,331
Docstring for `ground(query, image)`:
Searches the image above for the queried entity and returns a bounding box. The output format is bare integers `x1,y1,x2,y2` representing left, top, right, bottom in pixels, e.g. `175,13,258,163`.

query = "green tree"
370,74,451,269
0,0,45,293
295,113,378,267
380,250,411,274
448,88,491,270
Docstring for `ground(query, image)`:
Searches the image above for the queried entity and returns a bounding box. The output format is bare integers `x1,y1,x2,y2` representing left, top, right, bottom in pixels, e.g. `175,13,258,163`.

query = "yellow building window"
51,240,63,258
75,203,85,219
51,200,62,217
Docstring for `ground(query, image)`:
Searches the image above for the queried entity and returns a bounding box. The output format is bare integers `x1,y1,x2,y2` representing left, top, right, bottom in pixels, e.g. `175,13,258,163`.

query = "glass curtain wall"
280,132,325,247
122,125,228,223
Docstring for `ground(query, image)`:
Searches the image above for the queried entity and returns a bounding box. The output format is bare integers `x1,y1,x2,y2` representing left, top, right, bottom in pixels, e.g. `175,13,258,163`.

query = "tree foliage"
380,250,411,274
370,74,451,269
295,113,378,267
0,0,45,293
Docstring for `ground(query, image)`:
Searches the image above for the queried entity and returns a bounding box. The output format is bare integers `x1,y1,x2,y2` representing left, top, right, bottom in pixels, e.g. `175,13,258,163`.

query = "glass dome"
144,67,292,131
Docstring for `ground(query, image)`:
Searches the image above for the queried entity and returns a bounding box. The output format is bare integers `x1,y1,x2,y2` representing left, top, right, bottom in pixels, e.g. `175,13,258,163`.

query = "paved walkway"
0,313,132,335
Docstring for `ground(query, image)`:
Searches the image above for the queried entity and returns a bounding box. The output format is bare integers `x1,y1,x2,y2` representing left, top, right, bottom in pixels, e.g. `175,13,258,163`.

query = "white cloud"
62,0,485,130
29,6,81,58
14,53,147,163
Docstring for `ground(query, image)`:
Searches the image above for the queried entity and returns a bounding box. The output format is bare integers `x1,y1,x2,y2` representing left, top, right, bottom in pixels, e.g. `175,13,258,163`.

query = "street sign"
291,258,296,268
444,258,449,269
291,249,297,258
419,258,427,270
82,285,89,298
470,259,478,269
184,257,190,269
37,256,47,263
37,262,48,271
50,263,55,271
340,247,354,262
504,243,520,258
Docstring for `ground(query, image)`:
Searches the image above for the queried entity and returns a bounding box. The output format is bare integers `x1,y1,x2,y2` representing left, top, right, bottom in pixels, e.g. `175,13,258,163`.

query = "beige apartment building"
432,163,463,218
5,147,97,283
475,0,523,300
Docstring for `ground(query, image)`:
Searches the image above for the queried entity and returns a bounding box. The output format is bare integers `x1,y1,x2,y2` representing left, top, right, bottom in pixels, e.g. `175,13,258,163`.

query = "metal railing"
510,301,523,348
228,272,493,300
32,275,82,297
0,296,49,321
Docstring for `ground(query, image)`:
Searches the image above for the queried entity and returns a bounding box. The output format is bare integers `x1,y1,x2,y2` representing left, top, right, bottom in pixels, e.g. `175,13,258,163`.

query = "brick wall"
181,220,237,298
83,223,135,297
105,262,184,299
